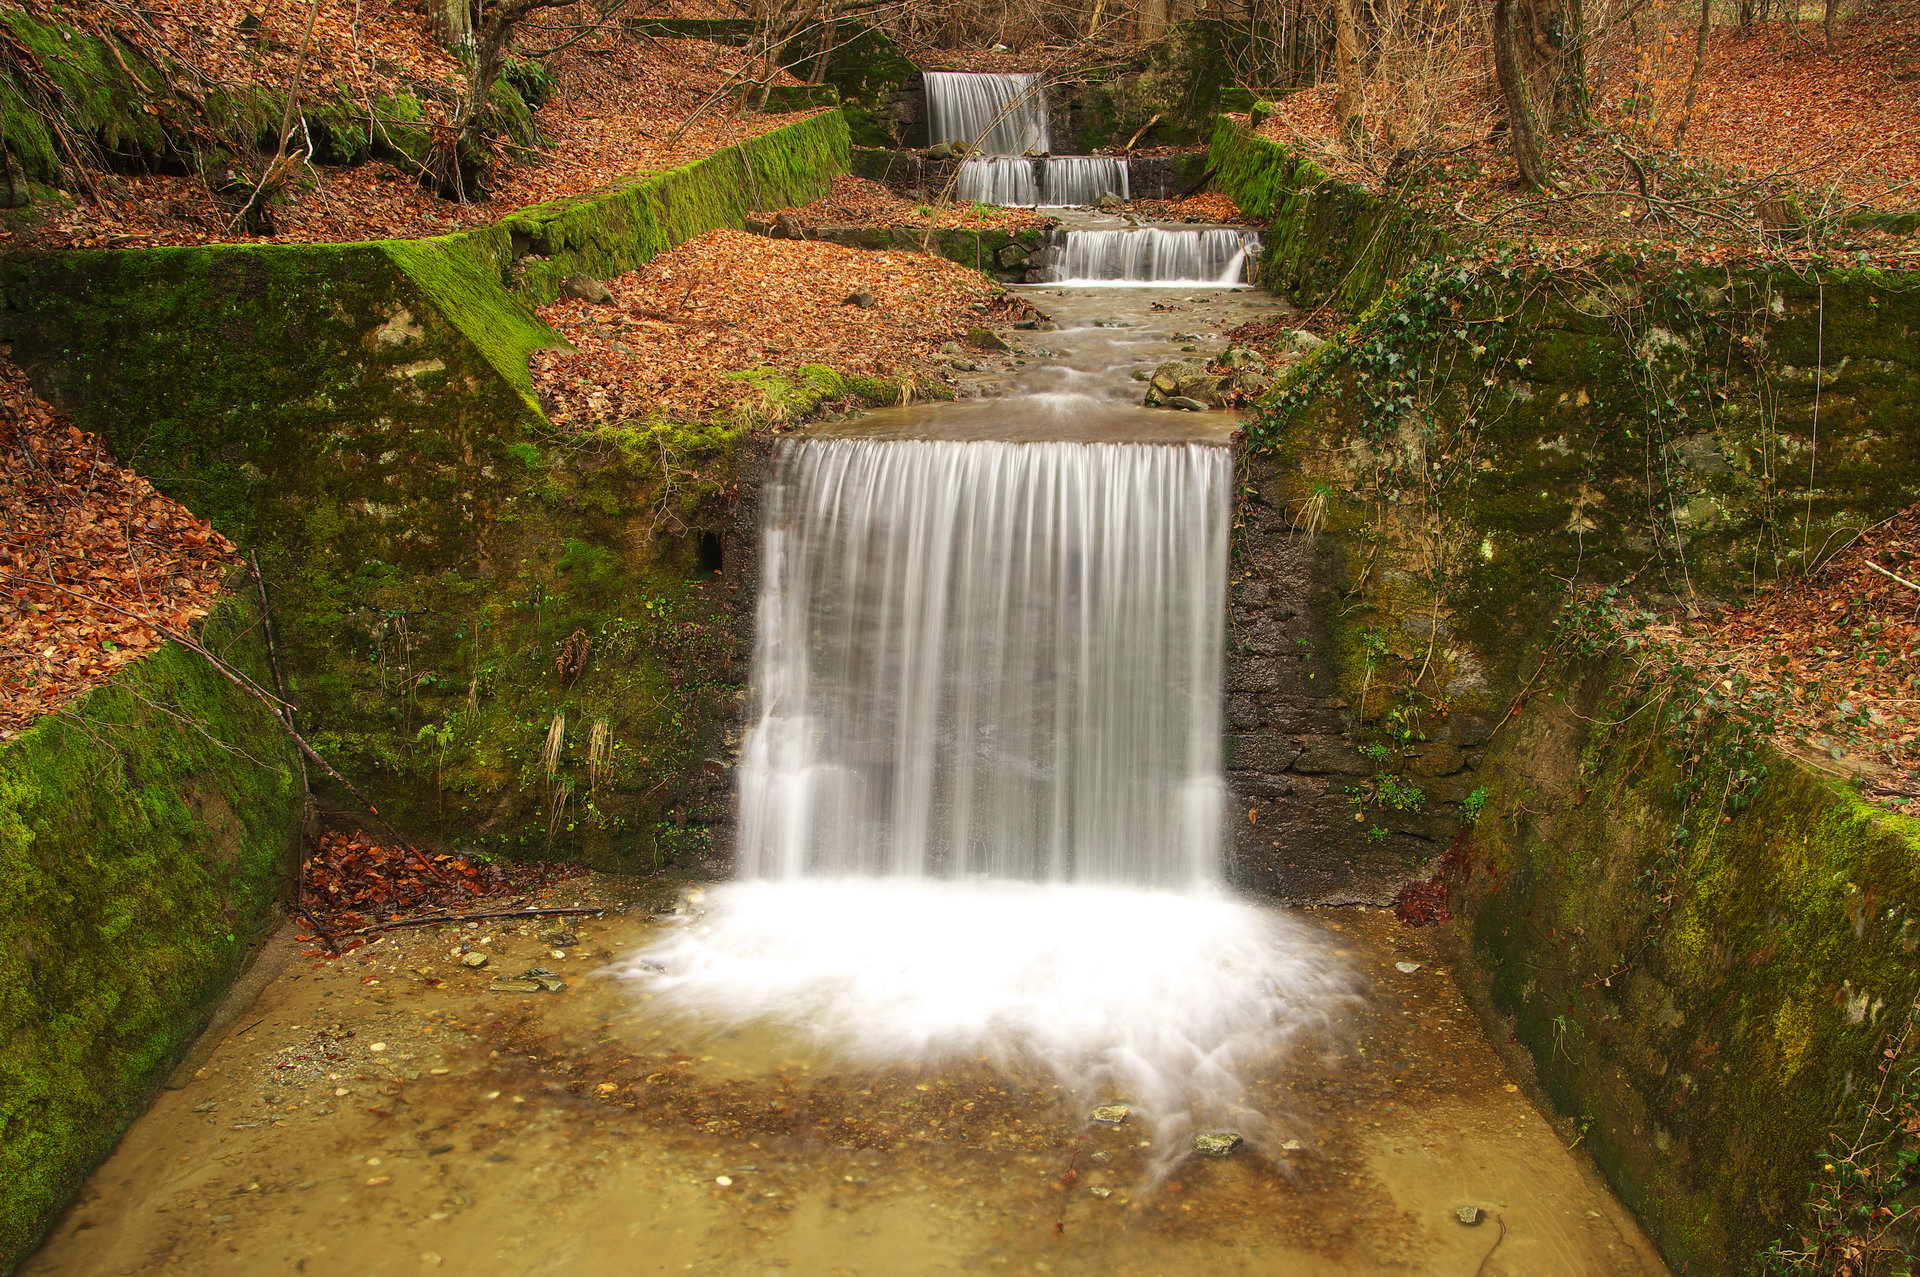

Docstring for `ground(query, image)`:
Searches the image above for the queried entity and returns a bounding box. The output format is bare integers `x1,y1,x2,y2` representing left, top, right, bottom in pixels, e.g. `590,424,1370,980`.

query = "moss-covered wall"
0,112,851,869
1231,261,1920,899
1229,152,1920,1266
1206,116,1448,309
0,592,303,1271
1454,667,1920,1274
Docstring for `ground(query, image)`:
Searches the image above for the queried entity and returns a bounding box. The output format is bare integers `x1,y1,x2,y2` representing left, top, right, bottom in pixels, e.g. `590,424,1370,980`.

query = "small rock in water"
843,292,878,308
1280,1139,1303,1151
1457,1205,1483,1226
1089,1151,1112,1165
539,930,578,947
519,967,567,992
192,1102,217,1114
1395,961,1422,974
1192,1130,1244,1157
1090,1104,1131,1125
488,979,542,994
1131,368,1153,381
1087,1186,1114,1199
461,952,489,968
1165,396,1211,412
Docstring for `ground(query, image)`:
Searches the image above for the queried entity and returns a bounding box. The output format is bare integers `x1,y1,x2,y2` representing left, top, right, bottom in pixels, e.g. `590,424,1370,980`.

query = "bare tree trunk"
1139,0,1170,41
1493,0,1551,188
1331,0,1363,138
1552,0,1590,130
1823,0,1838,48
1674,0,1710,144
431,0,474,49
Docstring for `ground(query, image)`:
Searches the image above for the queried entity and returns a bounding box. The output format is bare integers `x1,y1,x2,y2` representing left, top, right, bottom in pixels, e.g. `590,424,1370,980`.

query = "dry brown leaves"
1128,191,1249,225
0,351,237,739
1660,504,1920,812
1254,3,1918,240
531,227,998,426
790,174,1054,230
297,828,589,941
8,10,809,249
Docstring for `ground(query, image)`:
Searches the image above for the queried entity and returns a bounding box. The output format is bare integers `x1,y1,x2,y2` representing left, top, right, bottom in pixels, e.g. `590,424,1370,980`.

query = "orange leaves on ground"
531,228,998,427
1660,502,1920,813
795,175,1055,231
0,351,238,738
300,829,590,937
10,13,807,251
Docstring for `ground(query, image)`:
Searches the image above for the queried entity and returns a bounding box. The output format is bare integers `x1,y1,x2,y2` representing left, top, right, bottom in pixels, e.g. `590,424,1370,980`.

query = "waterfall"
737,438,1229,888
955,157,1040,206
924,71,1049,154
1047,228,1262,285
1040,155,1129,205
955,156,1130,207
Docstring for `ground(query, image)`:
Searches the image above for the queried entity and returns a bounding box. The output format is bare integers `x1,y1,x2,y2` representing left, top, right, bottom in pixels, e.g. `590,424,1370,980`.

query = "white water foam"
618,878,1360,1166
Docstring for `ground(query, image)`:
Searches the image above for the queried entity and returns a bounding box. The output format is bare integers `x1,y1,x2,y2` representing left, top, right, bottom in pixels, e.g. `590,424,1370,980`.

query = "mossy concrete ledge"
1205,115,1447,310
0,592,303,1272
1454,669,1920,1275
0,112,853,870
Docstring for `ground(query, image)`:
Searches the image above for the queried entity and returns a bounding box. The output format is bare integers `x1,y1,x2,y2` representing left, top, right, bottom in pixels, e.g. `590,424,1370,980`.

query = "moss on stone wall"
1206,116,1448,310
0,593,303,1271
1458,666,1920,1274
0,114,851,869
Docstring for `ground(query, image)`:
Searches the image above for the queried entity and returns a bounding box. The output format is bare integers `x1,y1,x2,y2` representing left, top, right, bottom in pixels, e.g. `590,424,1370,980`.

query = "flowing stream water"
21,231,1670,1277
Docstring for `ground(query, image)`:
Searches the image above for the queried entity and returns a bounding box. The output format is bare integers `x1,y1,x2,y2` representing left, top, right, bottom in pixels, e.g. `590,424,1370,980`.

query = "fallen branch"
344,904,606,938
1866,559,1920,593
289,902,343,954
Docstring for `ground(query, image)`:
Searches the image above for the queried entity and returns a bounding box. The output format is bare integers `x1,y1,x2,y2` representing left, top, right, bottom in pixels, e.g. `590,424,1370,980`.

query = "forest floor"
0,352,238,738
1256,1,1920,256
5,0,813,249
530,227,1008,426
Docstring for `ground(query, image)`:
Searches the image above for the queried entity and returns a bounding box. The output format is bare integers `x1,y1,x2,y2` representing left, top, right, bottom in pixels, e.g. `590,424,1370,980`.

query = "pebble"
1089,1104,1130,1125
461,953,489,968
715,1176,734,1187
1281,1139,1303,1151
1457,1206,1483,1226
1191,1130,1244,1157
365,1176,393,1188
369,1042,387,1052
489,979,542,994
1087,1187,1113,1199
1395,961,1422,974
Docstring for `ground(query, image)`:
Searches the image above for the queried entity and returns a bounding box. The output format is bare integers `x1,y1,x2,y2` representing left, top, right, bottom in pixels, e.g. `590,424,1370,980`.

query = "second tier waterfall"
924,71,1049,154
1048,227,1262,285
739,439,1228,886
620,435,1358,1161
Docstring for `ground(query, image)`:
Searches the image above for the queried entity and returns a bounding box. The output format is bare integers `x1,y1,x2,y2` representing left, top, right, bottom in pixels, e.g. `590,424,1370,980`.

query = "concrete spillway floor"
24,878,1667,1276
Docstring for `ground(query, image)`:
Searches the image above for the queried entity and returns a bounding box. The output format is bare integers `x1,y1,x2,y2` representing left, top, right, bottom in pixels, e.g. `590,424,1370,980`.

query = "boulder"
1286,328,1327,353
964,326,1011,352
843,291,878,308
1165,396,1211,411
1143,359,1226,408
997,243,1032,269
561,273,615,305
927,141,960,160
1091,192,1125,209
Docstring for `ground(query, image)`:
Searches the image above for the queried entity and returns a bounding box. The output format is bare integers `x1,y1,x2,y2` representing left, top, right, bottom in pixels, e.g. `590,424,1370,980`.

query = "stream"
22,229,1671,1277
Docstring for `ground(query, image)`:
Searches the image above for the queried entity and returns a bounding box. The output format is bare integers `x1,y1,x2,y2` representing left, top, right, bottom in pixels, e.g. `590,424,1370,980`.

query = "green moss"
0,114,856,868
1461,685,1920,1275
0,594,302,1270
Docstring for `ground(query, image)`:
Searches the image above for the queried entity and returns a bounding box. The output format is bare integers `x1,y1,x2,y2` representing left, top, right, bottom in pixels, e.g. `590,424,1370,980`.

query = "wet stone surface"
24,880,1667,1276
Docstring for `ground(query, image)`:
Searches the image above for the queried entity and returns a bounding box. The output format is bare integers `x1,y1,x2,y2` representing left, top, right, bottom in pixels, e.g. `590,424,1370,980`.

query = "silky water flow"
618,438,1362,1169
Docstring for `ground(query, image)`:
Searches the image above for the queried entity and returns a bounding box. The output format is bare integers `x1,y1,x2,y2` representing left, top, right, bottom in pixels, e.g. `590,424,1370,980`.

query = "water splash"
620,879,1360,1168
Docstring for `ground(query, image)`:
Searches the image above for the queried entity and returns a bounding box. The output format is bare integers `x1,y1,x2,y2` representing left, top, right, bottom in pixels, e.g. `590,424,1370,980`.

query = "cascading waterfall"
924,71,1049,154
956,156,1130,207
1048,227,1263,285
621,435,1358,1164
738,439,1227,887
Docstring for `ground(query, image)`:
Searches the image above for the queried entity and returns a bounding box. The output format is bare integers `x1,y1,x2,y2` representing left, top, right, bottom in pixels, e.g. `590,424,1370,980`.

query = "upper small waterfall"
1046,228,1262,285
925,71,1049,154
955,156,1129,207
737,438,1229,888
